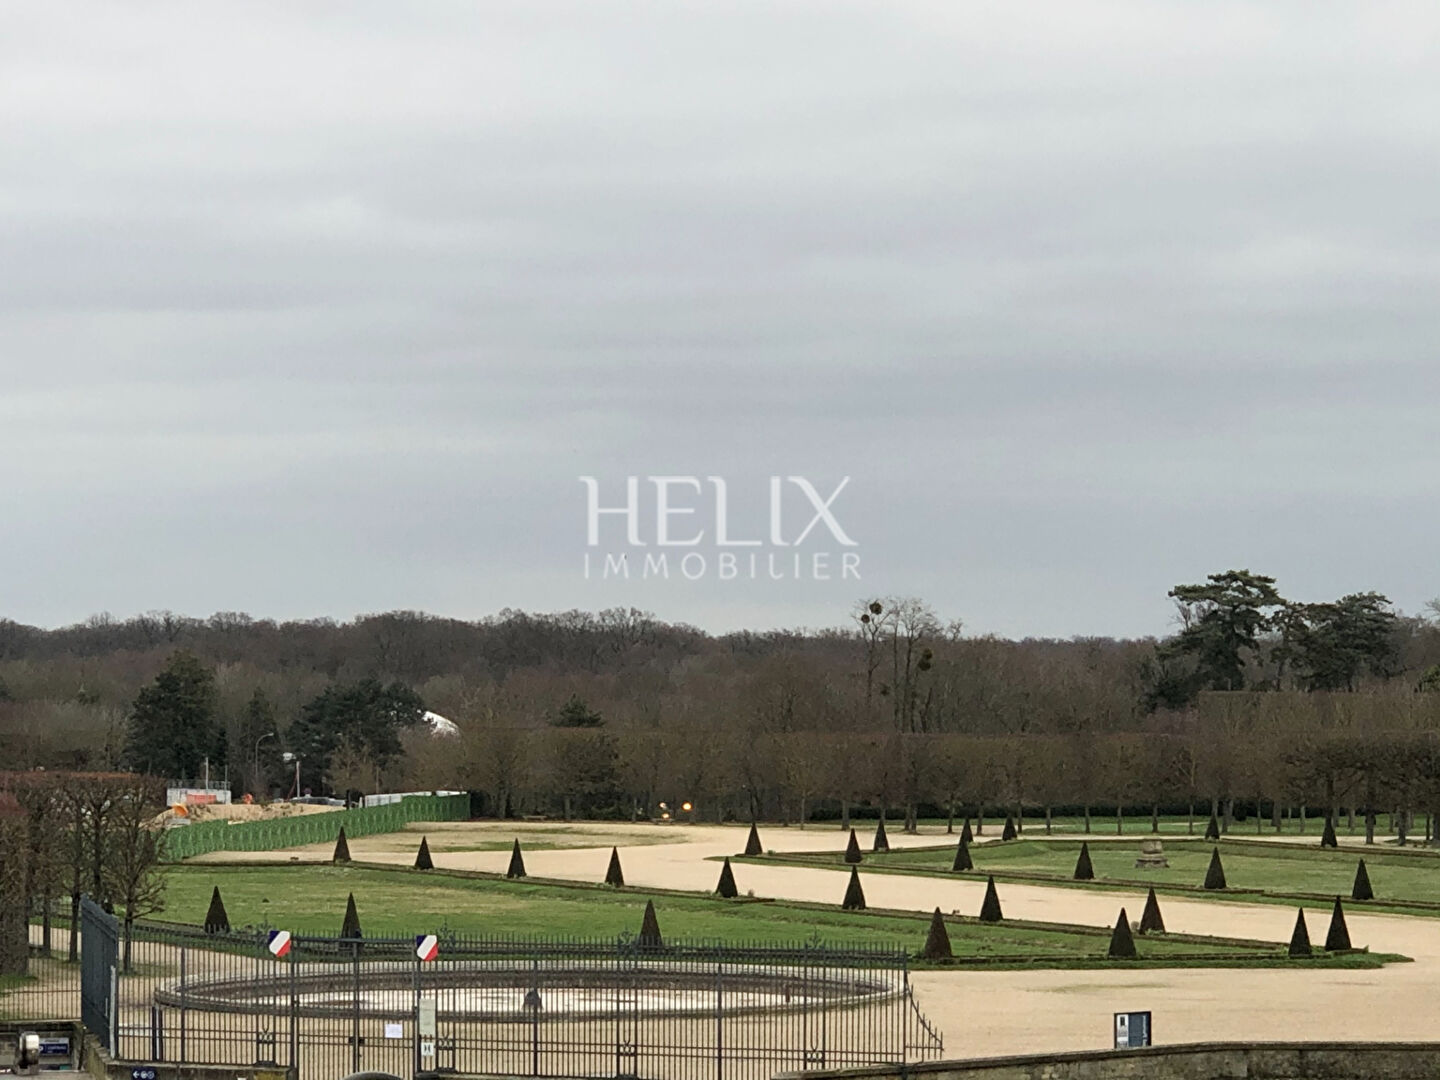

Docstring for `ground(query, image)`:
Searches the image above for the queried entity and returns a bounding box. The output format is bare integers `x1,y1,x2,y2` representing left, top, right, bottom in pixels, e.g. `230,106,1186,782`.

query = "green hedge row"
161,793,470,861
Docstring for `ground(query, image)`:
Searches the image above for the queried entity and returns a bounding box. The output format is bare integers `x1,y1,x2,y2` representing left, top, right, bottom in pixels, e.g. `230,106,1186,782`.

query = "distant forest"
4,571,1440,833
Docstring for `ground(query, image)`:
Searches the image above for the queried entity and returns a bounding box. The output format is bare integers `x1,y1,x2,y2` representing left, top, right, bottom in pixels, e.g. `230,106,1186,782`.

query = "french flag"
267,930,292,958
415,934,439,962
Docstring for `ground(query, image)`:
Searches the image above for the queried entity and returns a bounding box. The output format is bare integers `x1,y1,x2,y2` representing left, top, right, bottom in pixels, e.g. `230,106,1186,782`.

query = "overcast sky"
2,3,1438,639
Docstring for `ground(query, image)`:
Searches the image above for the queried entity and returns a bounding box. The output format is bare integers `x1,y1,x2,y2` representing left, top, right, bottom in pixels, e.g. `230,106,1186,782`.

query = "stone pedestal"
1134,838,1169,869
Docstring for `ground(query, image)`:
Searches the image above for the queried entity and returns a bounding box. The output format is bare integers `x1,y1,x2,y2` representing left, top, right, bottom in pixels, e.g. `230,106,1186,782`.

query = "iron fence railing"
3,909,942,1080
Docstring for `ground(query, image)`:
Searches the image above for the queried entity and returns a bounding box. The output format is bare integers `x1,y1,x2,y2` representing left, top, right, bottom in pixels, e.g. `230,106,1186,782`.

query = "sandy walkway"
188,821,1440,1058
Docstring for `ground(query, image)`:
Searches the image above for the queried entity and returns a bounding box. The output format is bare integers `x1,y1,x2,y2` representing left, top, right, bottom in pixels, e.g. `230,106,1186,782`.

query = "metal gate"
79,898,118,1052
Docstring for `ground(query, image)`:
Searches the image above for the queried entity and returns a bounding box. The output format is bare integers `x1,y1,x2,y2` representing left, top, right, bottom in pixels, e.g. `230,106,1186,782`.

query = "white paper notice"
384,1023,403,1039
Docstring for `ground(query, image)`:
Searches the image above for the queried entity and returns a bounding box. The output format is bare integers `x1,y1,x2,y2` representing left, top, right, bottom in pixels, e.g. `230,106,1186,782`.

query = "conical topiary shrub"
842,866,866,910
1138,887,1165,934
744,823,763,857
844,829,862,864
960,819,974,845
637,900,663,948
1320,817,1338,848
333,827,352,863
1203,847,1227,890
873,818,889,853
1073,842,1094,881
952,837,973,872
1001,816,1017,841
1107,908,1137,959
414,836,434,870
979,875,1003,922
1325,896,1351,951
1288,907,1311,958
605,846,625,887
716,857,738,899
340,892,362,943
1204,813,1221,841
203,886,230,934
920,908,952,960
1352,859,1373,901
507,838,527,879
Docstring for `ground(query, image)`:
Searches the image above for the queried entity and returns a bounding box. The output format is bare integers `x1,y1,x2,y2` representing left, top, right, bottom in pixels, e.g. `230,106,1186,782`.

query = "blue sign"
1113,1010,1151,1049
38,1037,71,1057
130,1068,158,1080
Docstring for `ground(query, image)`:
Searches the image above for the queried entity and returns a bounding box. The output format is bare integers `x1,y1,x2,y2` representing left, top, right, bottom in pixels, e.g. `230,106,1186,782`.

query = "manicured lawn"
153,864,1374,968
853,812,1412,837
763,836,1440,912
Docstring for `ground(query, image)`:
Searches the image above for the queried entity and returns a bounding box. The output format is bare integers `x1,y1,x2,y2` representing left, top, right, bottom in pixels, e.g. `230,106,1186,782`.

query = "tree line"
1,573,1438,831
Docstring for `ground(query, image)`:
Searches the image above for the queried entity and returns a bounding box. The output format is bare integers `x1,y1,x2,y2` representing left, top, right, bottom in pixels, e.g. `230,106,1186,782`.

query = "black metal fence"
5,907,942,1080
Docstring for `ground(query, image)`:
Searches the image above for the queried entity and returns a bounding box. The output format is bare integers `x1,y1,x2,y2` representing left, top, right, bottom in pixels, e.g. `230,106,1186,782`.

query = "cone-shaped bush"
951,837,973,872
920,908,952,960
1107,908,1137,959
979,875,1003,922
744,823,763,857
873,818,889,853
1204,813,1221,841
340,892,362,940
507,839,527,879
1138,887,1165,934
716,857,738,899
1325,896,1352,951
605,846,625,887
333,827,352,863
1073,842,1094,881
842,866,866,910
844,829,863,864
1288,907,1312,958
960,819,973,845
1203,847,1227,890
414,836,434,871
1352,859,1374,901
637,900,663,948
203,886,230,934
1320,817,1338,848
1001,816,1017,841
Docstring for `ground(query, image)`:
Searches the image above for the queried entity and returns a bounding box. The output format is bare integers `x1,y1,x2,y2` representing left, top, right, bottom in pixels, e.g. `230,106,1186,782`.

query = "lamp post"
282,752,302,800
253,732,275,798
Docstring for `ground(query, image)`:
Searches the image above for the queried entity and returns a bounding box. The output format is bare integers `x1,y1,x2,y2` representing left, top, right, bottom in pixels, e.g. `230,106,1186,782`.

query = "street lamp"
282,752,302,800
253,732,275,797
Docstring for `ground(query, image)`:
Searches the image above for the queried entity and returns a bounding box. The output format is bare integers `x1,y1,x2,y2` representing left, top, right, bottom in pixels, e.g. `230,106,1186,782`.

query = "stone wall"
781,1042,1440,1080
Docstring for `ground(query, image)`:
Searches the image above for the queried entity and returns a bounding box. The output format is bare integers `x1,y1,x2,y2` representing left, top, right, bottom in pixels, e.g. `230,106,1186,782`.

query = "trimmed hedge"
162,793,469,861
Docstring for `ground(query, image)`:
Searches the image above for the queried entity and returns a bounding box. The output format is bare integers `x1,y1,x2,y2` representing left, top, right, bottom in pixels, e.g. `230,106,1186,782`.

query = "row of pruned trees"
0,772,167,974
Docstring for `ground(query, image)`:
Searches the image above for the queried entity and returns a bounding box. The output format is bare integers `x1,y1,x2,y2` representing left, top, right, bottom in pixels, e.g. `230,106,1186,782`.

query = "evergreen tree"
203,886,230,934
287,679,426,794
605,846,625,887
1138,887,1165,934
1204,813,1221,841
332,827,351,863
1320,817,1337,848
844,829,862,864
1287,907,1311,958
920,908,952,960
1325,896,1351,951
744,823,763,857
1073,842,1094,880
124,651,219,779
716,857,738,898
507,839,527,879
414,836,434,870
872,818,889,852
637,900,663,948
1352,859,1373,901
842,866,866,910
951,837,973,872
340,893,362,942
960,819,973,845
978,876,1003,922
1001,816,1017,841
1107,908,1137,959
1203,847,1227,890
